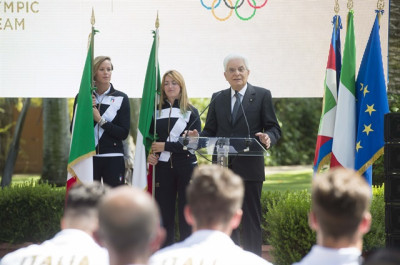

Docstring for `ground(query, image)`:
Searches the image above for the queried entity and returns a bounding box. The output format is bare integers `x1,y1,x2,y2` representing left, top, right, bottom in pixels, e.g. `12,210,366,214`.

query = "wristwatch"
98,117,107,127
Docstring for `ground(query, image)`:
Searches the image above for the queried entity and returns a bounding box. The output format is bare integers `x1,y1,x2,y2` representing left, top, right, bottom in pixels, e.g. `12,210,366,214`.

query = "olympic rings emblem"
200,0,268,21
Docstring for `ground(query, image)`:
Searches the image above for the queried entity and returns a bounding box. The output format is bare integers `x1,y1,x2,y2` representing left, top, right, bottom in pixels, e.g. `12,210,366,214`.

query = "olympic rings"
201,0,221,10
212,0,233,21
246,0,268,9
200,0,268,21
224,0,244,9
235,0,256,21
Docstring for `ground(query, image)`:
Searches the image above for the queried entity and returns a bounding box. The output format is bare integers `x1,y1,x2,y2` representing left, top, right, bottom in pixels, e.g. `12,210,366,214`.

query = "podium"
179,137,268,167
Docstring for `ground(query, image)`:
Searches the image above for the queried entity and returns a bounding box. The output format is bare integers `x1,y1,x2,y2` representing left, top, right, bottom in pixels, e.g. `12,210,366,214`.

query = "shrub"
264,186,384,265
364,185,385,252
261,190,288,245
265,190,315,265
0,181,65,244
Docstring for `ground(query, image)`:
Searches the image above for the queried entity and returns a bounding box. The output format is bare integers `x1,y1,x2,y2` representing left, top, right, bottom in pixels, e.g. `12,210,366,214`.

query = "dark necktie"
232,91,241,124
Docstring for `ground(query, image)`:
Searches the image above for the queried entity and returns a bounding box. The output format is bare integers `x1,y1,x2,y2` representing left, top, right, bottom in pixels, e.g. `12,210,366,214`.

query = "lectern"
179,137,268,167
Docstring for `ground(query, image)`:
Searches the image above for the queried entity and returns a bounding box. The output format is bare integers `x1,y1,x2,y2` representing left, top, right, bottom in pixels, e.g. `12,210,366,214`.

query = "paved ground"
265,165,312,174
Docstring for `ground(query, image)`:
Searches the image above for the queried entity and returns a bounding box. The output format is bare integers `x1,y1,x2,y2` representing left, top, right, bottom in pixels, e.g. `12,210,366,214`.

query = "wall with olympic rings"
0,0,389,98
200,0,269,21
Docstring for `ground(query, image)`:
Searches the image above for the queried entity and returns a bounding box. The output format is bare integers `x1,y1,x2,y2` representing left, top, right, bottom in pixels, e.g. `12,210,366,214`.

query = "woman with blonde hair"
148,70,201,247
71,56,130,187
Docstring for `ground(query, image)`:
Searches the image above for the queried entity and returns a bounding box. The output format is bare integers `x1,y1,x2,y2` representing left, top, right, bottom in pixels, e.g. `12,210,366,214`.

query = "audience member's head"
185,165,244,233
62,181,109,235
96,186,165,265
310,168,371,248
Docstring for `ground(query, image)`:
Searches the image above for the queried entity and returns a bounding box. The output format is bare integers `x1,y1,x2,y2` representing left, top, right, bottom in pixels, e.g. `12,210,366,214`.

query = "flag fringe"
357,147,384,175
316,153,332,173
67,150,96,173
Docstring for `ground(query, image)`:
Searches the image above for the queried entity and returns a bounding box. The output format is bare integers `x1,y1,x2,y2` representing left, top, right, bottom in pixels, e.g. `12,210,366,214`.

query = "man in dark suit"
189,53,281,256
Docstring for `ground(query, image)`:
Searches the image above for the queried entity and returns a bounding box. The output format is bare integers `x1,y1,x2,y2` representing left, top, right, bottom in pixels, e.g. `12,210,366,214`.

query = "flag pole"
91,8,95,90
152,12,160,197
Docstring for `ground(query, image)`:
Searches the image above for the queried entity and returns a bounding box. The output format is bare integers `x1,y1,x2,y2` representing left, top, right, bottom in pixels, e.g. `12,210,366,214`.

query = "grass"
8,169,313,192
8,174,40,186
263,169,313,192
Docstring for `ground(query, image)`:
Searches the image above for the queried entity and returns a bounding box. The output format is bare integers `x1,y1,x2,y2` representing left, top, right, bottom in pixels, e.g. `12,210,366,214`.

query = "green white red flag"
132,30,160,191
331,10,356,169
67,29,96,192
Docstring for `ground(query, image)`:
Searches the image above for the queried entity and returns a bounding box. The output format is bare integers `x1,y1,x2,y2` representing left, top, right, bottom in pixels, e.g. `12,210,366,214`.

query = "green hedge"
0,181,65,244
0,182,385,264
264,186,385,265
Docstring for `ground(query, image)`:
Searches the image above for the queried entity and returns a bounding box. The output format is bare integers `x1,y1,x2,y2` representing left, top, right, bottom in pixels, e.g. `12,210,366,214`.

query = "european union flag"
355,11,389,185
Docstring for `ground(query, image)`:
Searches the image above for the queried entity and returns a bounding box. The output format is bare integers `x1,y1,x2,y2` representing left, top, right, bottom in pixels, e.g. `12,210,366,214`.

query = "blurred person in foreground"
293,168,372,265
0,182,109,265
362,248,400,265
149,165,273,265
95,186,165,265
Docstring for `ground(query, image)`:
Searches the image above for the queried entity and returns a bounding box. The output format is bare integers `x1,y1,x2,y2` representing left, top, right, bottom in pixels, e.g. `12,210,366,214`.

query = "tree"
388,0,400,111
41,98,70,186
1,98,31,187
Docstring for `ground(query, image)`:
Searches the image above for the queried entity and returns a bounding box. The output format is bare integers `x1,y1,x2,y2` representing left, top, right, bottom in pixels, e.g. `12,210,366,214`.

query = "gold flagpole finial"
347,0,353,10
377,0,384,11
155,11,159,29
334,0,340,14
91,7,95,26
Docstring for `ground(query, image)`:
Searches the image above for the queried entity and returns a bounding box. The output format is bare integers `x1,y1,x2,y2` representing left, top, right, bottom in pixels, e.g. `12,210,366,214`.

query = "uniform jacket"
151,99,201,167
72,83,130,155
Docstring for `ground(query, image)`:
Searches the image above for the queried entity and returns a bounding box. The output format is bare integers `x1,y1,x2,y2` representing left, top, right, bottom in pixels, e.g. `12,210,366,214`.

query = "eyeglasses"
227,67,247,74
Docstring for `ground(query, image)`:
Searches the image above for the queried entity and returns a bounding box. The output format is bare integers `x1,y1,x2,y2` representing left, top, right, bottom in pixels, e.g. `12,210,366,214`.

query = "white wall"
0,0,389,98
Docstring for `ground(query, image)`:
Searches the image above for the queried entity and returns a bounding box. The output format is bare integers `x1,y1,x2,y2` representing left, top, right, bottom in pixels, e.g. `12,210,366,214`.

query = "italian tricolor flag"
331,10,356,168
67,30,96,192
133,30,160,191
313,15,341,174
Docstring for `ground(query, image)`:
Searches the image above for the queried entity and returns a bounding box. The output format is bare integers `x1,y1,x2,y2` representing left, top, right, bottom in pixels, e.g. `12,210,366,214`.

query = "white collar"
94,84,111,97
231,84,247,98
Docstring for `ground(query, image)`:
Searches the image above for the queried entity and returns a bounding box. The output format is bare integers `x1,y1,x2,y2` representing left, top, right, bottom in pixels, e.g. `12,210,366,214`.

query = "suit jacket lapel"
222,88,232,125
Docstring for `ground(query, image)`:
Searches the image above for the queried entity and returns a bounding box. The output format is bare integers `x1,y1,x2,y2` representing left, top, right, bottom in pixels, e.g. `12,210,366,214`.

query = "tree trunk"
0,98,17,177
41,98,70,186
129,98,141,146
1,98,31,187
388,0,400,95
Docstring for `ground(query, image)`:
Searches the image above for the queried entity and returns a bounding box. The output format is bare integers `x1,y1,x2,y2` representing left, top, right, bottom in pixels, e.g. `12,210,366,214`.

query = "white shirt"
231,84,247,112
292,245,362,265
149,230,272,265
0,229,109,265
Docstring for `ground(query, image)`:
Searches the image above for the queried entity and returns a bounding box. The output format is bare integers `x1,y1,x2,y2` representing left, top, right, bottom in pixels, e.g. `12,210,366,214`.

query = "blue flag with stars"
355,11,389,186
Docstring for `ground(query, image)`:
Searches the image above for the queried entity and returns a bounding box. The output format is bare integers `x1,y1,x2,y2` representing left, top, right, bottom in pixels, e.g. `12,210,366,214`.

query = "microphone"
183,90,223,150
238,94,251,152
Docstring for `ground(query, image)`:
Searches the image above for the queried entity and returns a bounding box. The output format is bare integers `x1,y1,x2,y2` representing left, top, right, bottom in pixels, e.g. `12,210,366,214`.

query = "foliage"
0,181,65,243
265,190,315,265
268,98,322,166
388,92,400,113
261,190,288,245
364,185,385,252
264,187,385,265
